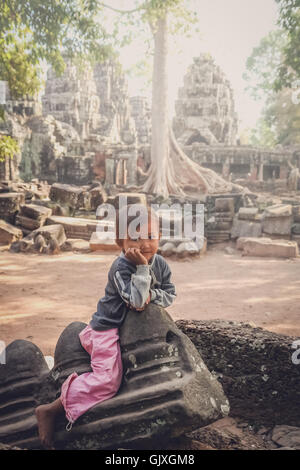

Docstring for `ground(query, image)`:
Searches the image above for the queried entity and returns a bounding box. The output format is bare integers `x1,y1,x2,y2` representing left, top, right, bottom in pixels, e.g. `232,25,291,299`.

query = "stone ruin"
173,54,238,146
173,54,300,190
1,52,299,195
0,58,149,188
0,53,300,256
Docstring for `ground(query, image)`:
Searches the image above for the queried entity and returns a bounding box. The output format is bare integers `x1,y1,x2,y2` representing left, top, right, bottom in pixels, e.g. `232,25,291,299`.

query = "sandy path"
1,247,299,356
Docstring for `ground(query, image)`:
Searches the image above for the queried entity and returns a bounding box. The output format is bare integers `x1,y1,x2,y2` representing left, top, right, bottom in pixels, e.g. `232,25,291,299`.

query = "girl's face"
122,218,161,263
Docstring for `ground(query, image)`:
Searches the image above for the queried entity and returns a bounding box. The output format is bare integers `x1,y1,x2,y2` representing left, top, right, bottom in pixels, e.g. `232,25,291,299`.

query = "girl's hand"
134,293,151,311
125,247,148,266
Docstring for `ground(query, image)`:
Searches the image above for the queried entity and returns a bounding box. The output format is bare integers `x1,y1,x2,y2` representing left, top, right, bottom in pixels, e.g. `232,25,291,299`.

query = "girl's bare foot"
35,398,64,449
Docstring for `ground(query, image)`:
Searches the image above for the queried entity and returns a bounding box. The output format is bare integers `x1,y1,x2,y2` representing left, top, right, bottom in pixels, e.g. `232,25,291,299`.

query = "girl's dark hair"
115,204,159,248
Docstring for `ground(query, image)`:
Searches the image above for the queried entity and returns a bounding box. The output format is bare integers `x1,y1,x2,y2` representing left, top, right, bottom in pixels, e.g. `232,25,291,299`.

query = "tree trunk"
142,13,246,199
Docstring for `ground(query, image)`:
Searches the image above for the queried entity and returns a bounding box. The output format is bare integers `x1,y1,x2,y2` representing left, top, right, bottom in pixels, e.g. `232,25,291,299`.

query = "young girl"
35,204,176,449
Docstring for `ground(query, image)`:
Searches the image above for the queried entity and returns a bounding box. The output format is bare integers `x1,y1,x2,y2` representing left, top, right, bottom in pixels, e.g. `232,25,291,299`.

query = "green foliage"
275,0,300,89
0,0,115,99
0,136,20,162
245,25,300,147
0,32,42,99
264,88,300,145
249,116,277,148
243,30,288,101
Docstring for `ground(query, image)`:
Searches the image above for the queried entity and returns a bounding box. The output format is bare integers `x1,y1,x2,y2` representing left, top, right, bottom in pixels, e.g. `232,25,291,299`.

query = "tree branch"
98,1,146,15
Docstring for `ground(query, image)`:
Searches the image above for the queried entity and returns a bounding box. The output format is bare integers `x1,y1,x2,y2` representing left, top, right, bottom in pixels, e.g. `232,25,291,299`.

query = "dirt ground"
1,245,300,356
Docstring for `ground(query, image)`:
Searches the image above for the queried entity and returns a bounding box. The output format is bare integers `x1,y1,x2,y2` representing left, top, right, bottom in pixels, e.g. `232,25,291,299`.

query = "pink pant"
60,325,123,427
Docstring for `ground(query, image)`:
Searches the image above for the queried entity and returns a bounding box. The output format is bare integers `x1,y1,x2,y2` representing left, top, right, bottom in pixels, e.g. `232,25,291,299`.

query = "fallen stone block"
231,216,262,239
50,183,84,210
16,215,41,231
33,200,71,216
292,223,300,235
237,237,298,258
88,185,107,210
176,320,300,427
0,305,229,449
262,215,293,236
238,208,259,221
46,216,98,240
264,204,292,218
19,204,52,222
0,220,23,244
292,205,300,223
271,426,300,450
0,193,25,223
17,224,66,254
214,198,235,214
291,234,300,247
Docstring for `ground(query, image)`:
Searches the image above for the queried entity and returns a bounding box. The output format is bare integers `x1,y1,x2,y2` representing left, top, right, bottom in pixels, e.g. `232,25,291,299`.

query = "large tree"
101,0,242,198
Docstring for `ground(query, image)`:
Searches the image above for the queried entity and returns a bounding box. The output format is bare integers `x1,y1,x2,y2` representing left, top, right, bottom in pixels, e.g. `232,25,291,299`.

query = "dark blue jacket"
90,251,176,331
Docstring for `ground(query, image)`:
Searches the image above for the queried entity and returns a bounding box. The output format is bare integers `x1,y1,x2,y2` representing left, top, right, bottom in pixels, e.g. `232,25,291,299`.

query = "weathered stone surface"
292,205,300,223
16,215,41,231
0,219,23,244
176,320,300,426
292,223,300,235
0,340,50,449
89,185,107,210
264,204,292,218
238,208,259,221
50,183,84,210
271,426,300,449
215,198,235,214
291,234,300,247
0,192,25,223
19,203,52,221
0,306,229,449
237,237,299,258
15,224,66,254
46,216,97,240
261,204,293,236
262,216,293,236
173,54,238,146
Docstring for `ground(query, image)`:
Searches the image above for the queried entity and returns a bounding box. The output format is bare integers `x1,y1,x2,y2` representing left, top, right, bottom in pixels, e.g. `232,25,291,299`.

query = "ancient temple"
173,54,238,146
1,53,299,190
172,53,299,185
1,59,144,187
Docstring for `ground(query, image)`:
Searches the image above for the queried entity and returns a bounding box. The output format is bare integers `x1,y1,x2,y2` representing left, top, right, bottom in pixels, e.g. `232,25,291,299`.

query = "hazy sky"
112,0,279,132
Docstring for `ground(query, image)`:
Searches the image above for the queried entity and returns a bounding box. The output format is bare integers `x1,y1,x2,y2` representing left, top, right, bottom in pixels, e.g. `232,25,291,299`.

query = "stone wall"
176,319,300,427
